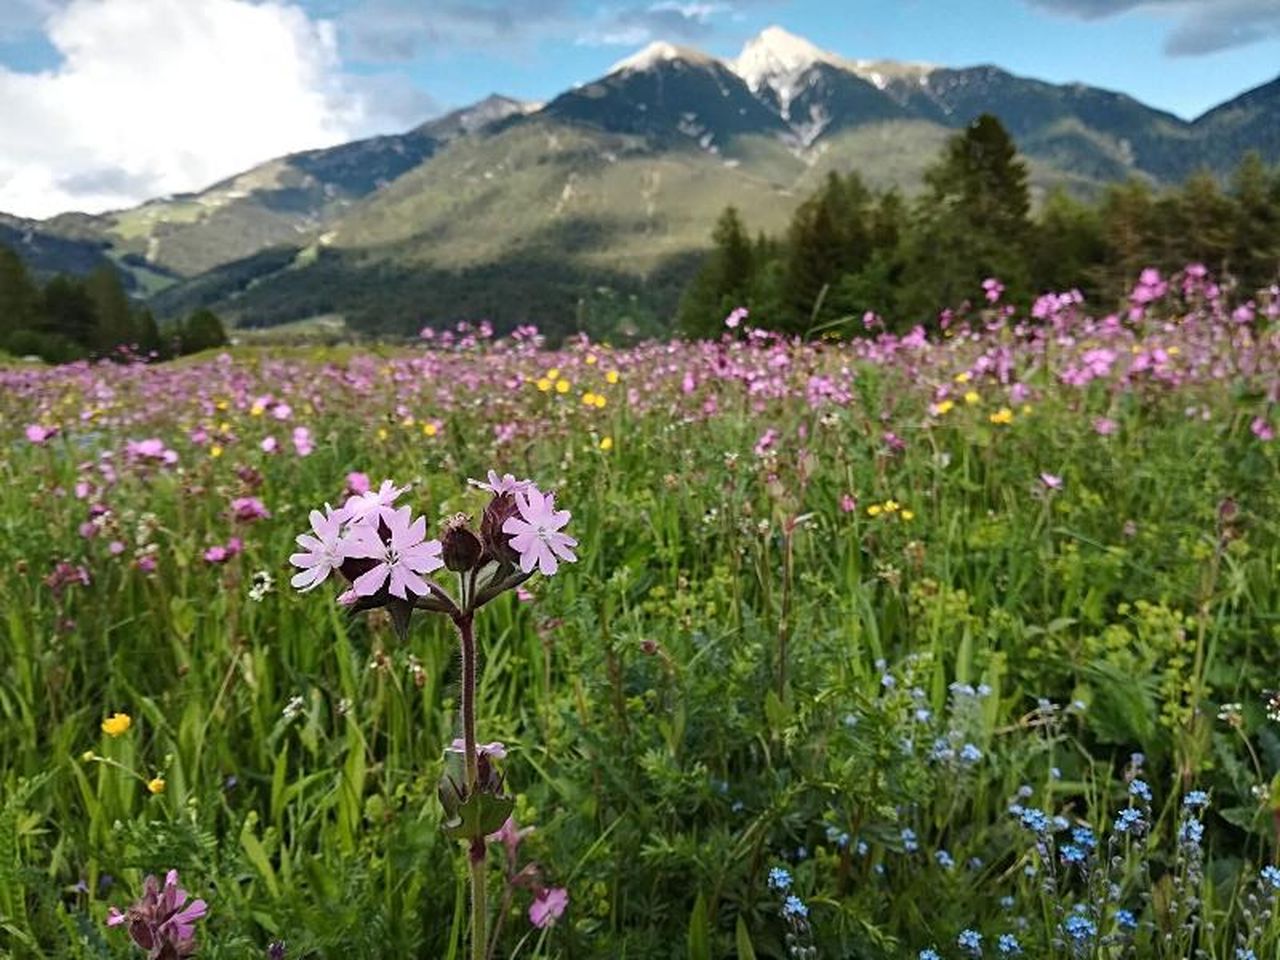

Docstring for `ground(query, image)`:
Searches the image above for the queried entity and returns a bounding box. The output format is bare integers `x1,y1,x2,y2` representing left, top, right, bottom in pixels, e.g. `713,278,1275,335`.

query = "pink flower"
260,436,278,454
231,496,271,523
448,738,508,760
754,428,778,457
106,868,207,958
25,424,57,444
1252,417,1275,442
292,426,313,457
982,278,1004,303
346,472,371,496
341,480,409,526
344,506,444,599
501,488,578,576
1039,472,1063,490
725,306,748,329
289,507,349,591
469,470,532,495
840,494,857,514
529,887,568,929
1093,417,1118,436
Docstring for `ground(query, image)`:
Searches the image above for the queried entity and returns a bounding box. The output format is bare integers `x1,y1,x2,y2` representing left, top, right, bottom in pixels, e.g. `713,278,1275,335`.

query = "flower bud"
441,514,483,572
480,493,520,565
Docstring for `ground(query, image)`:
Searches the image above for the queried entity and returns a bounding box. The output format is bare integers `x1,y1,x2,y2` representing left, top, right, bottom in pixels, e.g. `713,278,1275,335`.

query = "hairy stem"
456,612,486,960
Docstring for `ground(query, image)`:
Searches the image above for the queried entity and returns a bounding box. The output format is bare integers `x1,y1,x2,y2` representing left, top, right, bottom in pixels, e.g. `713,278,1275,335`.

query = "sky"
1,0,1278,219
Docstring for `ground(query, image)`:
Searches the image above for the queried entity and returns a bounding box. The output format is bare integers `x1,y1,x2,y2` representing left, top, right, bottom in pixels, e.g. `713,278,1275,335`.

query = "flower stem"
457,612,486,960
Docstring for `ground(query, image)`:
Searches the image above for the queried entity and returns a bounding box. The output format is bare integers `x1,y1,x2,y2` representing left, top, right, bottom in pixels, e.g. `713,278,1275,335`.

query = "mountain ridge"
4,25,1279,332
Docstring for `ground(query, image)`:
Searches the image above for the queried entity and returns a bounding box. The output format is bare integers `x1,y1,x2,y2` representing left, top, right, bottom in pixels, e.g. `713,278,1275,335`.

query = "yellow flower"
989,407,1014,425
101,712,132,737
582,391,598,406
209,444,224,458
586,354,598,365
901,510,915,521
1168,346,1180,356
250,402,265,417
964,391,980,405
883,500,900,513
215,400,229,411
546,368,560,381
422,423,438,437
147,777,166,795
605,370,620,384
401,416,415,427
954,372,971,384
376,427,389,441
555,379,570,394
592,394,607,409
934,400,955,416
599,436,613,451
536,378,553,392
1021,404,1033,415
866,504,883,517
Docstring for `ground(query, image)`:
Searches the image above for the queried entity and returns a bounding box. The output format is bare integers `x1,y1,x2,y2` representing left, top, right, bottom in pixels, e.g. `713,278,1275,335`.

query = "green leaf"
764,689,789,734
442,792,514,842
688,892,710,960
735,916,758,960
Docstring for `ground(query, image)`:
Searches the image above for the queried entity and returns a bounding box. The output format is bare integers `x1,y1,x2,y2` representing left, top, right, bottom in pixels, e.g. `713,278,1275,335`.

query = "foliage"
0,269,1279,957
682,116,1280,337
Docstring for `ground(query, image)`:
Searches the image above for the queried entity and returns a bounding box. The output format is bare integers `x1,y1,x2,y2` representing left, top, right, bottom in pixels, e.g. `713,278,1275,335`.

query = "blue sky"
0,0,1278,217
323,0,1280,121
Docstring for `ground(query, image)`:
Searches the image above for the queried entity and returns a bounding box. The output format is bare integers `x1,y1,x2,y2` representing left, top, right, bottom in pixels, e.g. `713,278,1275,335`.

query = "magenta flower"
1252,417,1274,441
289,507,349,591
1093,417,1118,436
346,471,371,496
230,496,271,523
25,424,57,444
469,470,532,495
529,887,569,929
1039,472,1064,490
501,489,577,576
725,306,748,329
260,436,278,454
344,506,444,599
106,869,207,959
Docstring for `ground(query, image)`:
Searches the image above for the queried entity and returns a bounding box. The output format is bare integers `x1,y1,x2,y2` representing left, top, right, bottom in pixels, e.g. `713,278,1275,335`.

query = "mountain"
4,25,1279,334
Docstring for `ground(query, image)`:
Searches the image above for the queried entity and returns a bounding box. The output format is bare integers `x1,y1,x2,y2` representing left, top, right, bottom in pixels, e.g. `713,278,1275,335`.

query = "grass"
1,277,1279,958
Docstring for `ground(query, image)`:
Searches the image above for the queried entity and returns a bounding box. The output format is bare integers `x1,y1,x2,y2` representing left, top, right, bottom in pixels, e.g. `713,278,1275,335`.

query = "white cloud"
0,0,397,218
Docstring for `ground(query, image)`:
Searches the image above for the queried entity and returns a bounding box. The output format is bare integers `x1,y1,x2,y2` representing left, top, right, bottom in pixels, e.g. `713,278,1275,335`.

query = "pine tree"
900,114,1032,318
678,206,755,337
1229,152,1280,290
179,308,229,354
0,244,40,336
84,265,134,357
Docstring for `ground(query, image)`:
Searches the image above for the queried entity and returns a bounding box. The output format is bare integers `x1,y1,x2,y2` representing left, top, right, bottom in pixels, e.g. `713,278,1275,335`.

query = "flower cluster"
289,470,576,636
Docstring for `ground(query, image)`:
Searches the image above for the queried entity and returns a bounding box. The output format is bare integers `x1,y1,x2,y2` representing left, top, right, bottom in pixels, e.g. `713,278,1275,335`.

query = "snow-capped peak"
609,41,720,76
733,25,839,93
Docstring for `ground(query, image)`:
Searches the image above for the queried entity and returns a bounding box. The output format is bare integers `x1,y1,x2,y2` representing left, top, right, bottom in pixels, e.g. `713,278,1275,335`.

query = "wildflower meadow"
3,266,1280,959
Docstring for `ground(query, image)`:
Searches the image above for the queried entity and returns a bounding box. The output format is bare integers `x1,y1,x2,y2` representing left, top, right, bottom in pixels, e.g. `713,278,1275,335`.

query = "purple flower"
529,887,569,929
105,869,207,958
289,506,349,591
469,470,532,495
501,488,578,576
25,424,57,444
1252,417,1274,442
340,480,408,527
344,506,444,599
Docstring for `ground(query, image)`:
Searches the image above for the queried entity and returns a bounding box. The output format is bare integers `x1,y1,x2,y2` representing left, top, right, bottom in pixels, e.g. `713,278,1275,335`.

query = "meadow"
2,266,1279,959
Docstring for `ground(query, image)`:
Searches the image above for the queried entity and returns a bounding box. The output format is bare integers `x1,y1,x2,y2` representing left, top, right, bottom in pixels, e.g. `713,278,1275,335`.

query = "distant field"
2,269,1279,959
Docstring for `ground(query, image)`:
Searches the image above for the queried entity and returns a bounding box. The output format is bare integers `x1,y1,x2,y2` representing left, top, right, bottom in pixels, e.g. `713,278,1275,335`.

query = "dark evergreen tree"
1229,152,1280,290
678,206,756,337
899,114,1032,319
179,308,229,354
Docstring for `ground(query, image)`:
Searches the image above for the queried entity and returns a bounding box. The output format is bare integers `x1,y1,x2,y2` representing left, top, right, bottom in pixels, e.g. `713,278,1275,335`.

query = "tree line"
0,245,228,363
679,114,1280,336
